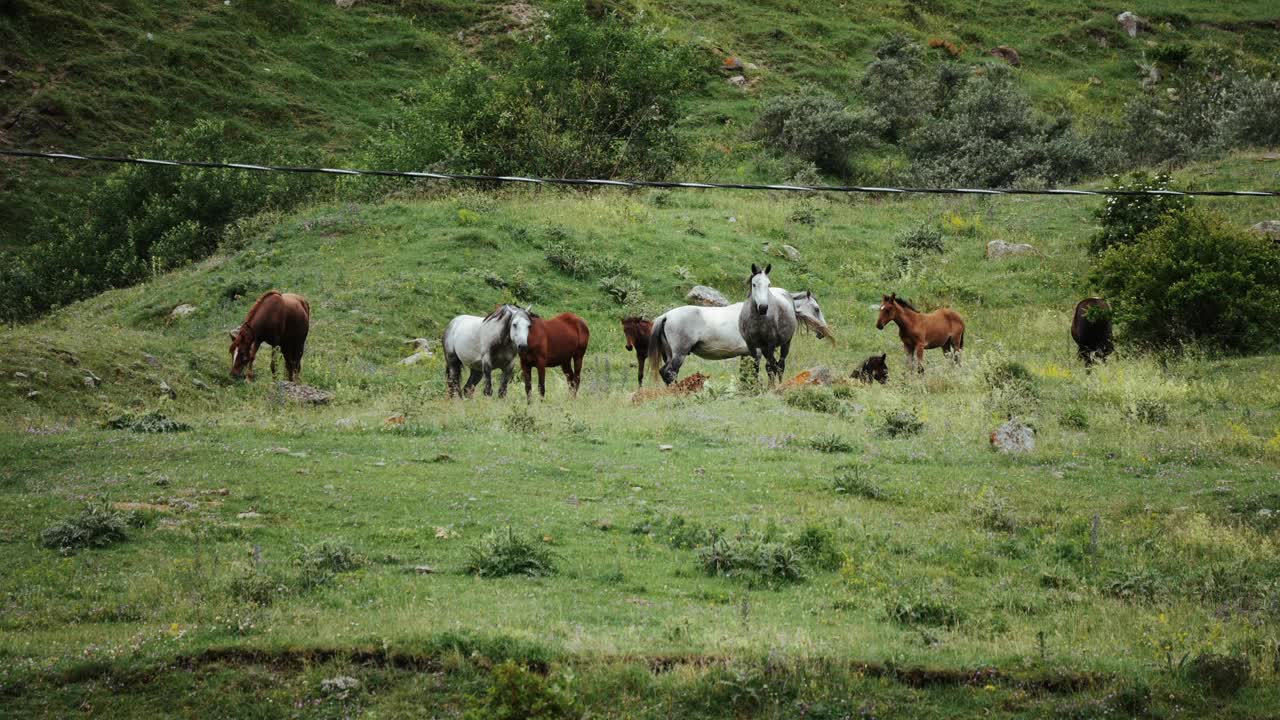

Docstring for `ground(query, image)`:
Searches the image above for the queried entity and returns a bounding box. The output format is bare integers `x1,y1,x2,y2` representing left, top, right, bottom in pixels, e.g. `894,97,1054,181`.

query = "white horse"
740,263,797,386
442,304,532,398
646,276,831,385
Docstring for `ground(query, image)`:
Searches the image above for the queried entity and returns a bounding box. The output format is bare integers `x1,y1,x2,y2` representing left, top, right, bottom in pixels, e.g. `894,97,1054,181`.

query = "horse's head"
228,326,257,380
793,290,833,341
749,263,772,317
862,353,889,384
510,305,533,353
621,317,650,352
876,294,898,330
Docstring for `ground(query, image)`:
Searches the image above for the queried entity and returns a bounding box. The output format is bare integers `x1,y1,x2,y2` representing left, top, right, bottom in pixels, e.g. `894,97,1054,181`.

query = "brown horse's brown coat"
230,290,311,381
875,294,964,372
620,317,653,388
520,312,590,399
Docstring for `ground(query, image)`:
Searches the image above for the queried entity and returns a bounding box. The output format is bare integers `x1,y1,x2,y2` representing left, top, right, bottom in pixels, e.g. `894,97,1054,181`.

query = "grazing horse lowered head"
739,263,798,386
876,293,965,373
1071,297,1114,366
621,317,653,388
229,290,311,382
519,312,590,400
442,304,533,398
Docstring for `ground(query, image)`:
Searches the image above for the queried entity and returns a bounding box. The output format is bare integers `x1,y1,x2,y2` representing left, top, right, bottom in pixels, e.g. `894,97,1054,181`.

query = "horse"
875,293,965,373
646,285,830,385
621,317,653,388
442,304,532,398
739,264,798,386
520,312,590,400
855,353,889,384
229,290,310,382
1071,297,1114,366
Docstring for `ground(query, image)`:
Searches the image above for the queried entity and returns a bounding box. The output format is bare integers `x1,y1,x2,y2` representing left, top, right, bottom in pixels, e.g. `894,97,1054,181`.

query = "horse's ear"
879,353,887,361
764,263,771,275
890,292,897,301
805,290,812,298
229,330,238,341
751,263,760,275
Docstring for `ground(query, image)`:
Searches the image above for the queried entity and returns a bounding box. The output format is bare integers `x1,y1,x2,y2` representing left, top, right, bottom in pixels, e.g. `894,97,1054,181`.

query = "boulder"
763,243,802,261
727,75,749,88
1248,220,1280,242
143,353,162,369
158,379,176,399
779,366,833,389
990,418,1035,454
988,45,1021,66
723,56,744,71
686,285,729,307
276,381,333,405
1116,11,1148,37
334,0,358,8
400,338,434,365
167,304,197,322
986,240,1037,259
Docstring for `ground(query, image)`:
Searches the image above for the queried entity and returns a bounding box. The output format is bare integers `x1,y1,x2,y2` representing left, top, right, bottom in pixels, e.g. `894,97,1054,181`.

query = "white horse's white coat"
442,305,531,397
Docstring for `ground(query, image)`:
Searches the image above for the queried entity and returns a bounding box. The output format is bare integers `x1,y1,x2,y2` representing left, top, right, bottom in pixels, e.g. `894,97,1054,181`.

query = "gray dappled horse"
739,263,797,387
442,304,532,398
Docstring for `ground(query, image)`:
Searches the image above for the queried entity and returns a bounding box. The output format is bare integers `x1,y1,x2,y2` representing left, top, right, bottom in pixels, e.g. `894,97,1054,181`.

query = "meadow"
1,153,1279,717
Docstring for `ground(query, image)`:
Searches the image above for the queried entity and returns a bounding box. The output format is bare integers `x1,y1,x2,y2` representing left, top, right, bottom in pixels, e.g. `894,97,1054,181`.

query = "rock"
727,75,749,88
658,444,673,452
1248,220,1280,242
990,418,1035,454
320,676,360,696
158,379,176,399
26,390,39,400
334,0,358,8
1116,11,1147,37
723,55,744,71
411,565,436,574
191,378,209,391
781,244,801,261
384,414,406,426
988,45,1021,66
334,417,358,429
986,240,1037,259
82,370,101,388
269,447,291,454
142,353,162,369
779,366,833,390
113,502,174,513
236,511,261,519
686,285,729,307
167,304,197,322
275,381,333,405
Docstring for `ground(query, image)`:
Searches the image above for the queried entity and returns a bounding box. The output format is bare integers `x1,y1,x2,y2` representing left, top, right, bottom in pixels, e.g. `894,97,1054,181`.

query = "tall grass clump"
39,504,133,555
467,528,558,578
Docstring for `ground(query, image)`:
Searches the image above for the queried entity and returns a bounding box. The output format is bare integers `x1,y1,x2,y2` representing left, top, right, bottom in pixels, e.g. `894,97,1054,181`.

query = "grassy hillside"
4,0,1279,249
2,153,1279,716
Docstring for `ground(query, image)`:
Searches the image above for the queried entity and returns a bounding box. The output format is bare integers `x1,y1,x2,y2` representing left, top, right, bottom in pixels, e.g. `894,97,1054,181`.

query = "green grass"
1,152,1278,715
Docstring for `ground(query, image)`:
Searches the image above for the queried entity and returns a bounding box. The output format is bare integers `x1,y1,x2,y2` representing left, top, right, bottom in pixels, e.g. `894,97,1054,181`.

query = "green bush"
877,408,924,438
1093,208,1280,352
0,119,316,322
40,504,132,555
859,36,934,144
294,541,365,589
367,0,698,181
808,433,854,453
832,466,886,500
789,525,843,572
885,586,963,627
465,661,577,720
783,388,842,414
1089,172,1194,256
466,528,558,578
631,512,718,550
756,91,870,176
696,530,806,585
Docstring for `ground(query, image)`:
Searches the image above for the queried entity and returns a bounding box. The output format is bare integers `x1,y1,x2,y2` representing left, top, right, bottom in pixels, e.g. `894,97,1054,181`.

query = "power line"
2,148,1277,197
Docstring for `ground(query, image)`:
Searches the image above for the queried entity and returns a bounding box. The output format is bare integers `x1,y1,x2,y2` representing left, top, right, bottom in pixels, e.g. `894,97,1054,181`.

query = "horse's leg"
903,345,915,374
778,341,791,381
463,368,482,398
482,362,494,396
572,352,584,397
537,362,547,399
521,360,533,402
497,367,511,399
560,362,575,396
661,353,686,386
915,344,926,374
270,345,278,380
636,350,645,388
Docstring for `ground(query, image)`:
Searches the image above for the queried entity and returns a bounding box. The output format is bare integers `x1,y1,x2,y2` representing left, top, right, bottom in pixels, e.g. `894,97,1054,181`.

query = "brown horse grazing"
875,293,964,373
519,312,590,400
855,353,889,384
1071,297,1114,366
230,290,311,381
621,317,653,388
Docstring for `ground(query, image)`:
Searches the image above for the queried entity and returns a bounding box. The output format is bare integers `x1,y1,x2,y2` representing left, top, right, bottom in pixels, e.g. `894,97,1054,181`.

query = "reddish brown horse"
620,317,653,388
519,312,590,400
875,293,964,373
229,290,311,381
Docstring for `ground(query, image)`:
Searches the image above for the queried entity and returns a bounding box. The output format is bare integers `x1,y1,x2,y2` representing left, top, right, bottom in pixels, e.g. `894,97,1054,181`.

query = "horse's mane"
621,316,650,328
892,296,919,312
241,290,282,326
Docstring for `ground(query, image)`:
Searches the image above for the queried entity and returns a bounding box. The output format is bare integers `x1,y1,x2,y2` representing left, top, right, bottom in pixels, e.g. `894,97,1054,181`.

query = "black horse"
1071,298,1114,366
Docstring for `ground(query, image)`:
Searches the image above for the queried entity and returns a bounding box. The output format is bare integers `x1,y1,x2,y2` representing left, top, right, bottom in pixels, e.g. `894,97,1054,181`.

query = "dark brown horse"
875,293,964,373
519,312,590,400
621,317,653,388
1071,297,1114,366
229,290,311,381
855,353,889,384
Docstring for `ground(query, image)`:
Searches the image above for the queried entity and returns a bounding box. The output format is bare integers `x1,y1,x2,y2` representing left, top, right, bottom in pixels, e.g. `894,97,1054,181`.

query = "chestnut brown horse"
230,290,311,381
875,293,964,373
621,317,653,388
519,312,590,400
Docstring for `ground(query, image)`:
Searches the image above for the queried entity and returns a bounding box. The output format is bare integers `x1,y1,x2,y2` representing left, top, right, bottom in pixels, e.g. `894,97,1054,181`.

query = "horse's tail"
646,315,669,382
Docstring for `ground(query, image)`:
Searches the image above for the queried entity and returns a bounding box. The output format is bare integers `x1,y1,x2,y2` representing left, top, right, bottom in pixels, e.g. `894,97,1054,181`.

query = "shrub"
40,504,133,555
229,564,290,607
631,512,718,550
971,487,1017,532
696,530,806,585
832,466,887,500
896,225,945,255
859,36,933,143
465,661,577,720
1089,172,1194,255
783,388,842,414
599,274,644,306
756,91,870,176
504,406,538,435
105,412,191,434
878,408,924,437
466,528,558,578
1059,406,1089,429
789,525,843,571
885,586,963,627
367,1,699,181
1186,653,1250,696
1093,208,1280,353
294,541,365,589
809,433,854,453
